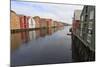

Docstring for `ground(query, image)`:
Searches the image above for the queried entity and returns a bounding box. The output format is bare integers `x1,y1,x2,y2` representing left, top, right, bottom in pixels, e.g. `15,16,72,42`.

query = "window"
85,15,88,21
80,23,83,36
87,34,91,43
88,22,93,29
81,16,83,21
90,10,94,19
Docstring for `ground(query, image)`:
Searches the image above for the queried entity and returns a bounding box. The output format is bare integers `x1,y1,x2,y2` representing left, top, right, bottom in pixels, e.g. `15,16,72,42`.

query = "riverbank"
11,26,58,33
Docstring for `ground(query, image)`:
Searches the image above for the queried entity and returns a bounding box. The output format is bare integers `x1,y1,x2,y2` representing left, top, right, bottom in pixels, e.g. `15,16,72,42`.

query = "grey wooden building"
72,5,95,61
80,5,95,51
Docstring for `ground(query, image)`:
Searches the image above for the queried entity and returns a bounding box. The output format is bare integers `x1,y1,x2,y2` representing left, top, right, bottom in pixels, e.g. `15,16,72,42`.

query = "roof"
11,10,16,14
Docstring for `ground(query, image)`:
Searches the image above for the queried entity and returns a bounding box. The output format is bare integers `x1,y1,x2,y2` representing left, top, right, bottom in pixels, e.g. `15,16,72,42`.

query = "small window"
81,16,83,21
90,10,94,19
85,15,88,21
87,34,91,43
88,22,93,29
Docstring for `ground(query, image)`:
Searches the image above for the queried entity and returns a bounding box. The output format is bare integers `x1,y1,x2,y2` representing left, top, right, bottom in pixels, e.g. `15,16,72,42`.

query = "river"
11,26,73,66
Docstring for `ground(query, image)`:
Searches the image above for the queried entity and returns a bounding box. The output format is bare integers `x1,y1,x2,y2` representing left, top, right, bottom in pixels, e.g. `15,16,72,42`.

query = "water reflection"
40,29,47,37
11,33,22,51
21,31,30,43
11,27,64,52
29,30,36,41
11,26,73,66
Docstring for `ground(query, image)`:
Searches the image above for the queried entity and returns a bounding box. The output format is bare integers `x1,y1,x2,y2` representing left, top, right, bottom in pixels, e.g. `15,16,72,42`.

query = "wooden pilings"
72,33,95,62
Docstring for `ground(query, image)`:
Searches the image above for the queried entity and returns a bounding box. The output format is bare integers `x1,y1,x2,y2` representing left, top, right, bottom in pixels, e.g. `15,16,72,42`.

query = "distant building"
11,10,20,30
33,16,41,28
57,22,64,27
28,17,36,29
72,10,82,34
46,19,53,28
40,18,48,28
37,18,53,28
53,21,58,27
18,15,29,29
52,21,56,27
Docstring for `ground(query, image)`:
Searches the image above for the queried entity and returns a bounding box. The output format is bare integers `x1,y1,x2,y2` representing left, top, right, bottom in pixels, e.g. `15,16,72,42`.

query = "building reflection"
29,30,36,41
11,27,64,52
11,33,22,51
40,29,47,37
35,29,41,39
47,28,53,35
21,31,30,43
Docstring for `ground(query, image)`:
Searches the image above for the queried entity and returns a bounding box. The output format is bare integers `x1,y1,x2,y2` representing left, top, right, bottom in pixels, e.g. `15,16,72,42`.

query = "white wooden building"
28,17,36,28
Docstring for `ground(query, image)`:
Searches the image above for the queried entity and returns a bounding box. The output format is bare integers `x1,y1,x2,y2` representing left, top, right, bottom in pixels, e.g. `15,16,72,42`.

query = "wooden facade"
33,16,40,28
11,10,20,30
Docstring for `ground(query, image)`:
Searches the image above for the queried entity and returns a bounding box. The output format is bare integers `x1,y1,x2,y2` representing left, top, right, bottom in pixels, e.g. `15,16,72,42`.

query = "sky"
11,0,83,24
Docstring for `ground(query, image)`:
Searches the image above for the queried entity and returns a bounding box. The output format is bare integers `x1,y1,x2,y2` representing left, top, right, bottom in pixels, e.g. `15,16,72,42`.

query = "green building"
80,5,95,51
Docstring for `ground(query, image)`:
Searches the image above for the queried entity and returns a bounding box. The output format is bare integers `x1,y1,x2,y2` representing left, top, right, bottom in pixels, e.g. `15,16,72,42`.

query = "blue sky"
11,1,83,24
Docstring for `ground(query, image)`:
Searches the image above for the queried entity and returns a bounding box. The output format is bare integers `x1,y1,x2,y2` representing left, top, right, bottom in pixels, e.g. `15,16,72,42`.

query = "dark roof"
11,10,16,14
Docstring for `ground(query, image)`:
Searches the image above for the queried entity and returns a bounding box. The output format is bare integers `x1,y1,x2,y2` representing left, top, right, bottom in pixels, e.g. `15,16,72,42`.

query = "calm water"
11,26,73,66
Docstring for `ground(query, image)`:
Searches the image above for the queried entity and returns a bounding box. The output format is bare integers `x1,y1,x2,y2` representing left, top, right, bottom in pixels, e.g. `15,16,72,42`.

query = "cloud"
11,1,83,24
